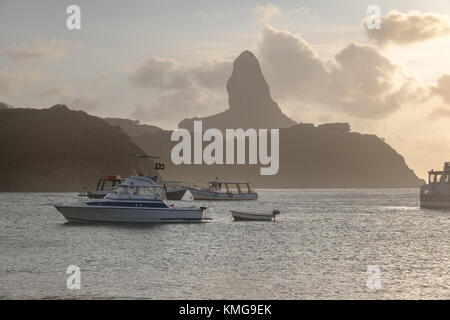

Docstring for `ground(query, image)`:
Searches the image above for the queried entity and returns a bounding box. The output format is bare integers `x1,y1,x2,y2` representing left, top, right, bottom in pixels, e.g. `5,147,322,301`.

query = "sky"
1,0,450,178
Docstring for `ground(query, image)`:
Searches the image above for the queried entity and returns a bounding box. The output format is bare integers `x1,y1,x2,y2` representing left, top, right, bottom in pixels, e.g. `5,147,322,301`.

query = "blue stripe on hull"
86,201,168,208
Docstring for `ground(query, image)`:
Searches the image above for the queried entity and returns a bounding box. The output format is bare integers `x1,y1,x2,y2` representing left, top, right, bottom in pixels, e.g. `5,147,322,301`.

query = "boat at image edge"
55,176,209,223
420,162,450,209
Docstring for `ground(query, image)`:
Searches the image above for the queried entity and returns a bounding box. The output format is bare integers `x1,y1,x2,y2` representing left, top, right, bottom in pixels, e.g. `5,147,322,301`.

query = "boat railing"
207,182,254,194
186,182,255,194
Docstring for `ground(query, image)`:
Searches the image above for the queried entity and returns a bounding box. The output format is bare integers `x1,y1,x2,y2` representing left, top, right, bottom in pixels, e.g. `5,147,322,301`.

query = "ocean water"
0,189,448,300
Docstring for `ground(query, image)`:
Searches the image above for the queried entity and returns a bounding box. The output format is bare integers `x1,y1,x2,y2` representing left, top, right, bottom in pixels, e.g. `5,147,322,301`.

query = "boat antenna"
128,155,137,175
127,154,161,176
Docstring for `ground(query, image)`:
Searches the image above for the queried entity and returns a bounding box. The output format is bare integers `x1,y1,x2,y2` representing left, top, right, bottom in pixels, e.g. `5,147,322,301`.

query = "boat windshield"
106,185,167,202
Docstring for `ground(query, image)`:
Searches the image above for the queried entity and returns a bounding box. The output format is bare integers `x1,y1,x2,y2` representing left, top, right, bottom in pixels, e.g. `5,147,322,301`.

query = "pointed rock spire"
179,50,296,130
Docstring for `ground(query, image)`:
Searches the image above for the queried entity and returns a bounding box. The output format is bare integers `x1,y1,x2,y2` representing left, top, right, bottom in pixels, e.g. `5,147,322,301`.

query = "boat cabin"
208,181,253,194
96,175,122,191
428,162,450,184
105,176,168,203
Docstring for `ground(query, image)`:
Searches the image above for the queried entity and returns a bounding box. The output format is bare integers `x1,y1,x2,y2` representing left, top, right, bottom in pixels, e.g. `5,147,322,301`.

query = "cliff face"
178,50,297,130
128,124,424,188
0,105,145,191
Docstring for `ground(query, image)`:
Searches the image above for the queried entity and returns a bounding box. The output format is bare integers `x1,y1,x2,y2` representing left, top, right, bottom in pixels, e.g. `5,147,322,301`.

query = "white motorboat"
187,180,258,201
54,176,209,223
231,210,280,221
420,162,450,209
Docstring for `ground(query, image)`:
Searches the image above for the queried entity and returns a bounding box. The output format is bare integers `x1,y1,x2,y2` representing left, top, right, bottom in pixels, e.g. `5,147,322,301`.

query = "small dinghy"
231,210,280,221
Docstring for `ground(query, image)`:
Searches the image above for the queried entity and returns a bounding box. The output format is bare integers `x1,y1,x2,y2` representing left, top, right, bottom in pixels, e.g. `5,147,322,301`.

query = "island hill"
0,50,424,191
0,105,143,192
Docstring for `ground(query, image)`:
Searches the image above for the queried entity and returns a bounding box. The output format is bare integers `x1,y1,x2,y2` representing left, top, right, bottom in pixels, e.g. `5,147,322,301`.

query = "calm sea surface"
0,189,449,299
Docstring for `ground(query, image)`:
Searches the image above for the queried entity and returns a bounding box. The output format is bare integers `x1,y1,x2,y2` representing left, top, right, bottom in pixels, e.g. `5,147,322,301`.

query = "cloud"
429,106,450,118
431,74,450,104
132,83,224,127
252,4,312,28
129,57,190,89
326,42,424,118
0,68,39,93
128,56,231,126
258,25,328,101
427,74,450,117
258,25,426,118
253,4,282,24
365,10,450,46
6,37,82,60
129,56,232,90
190,60,232,88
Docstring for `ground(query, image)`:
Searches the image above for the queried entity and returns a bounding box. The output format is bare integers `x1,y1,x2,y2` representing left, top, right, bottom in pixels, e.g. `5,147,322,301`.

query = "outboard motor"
272,210,280,221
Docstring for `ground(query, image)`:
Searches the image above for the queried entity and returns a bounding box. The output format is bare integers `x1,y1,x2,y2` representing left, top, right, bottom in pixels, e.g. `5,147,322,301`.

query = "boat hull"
187,188,258,201
231,210,274,221
86,190,108,199
420,194,450,209
55,205,207,223
165,188,187,200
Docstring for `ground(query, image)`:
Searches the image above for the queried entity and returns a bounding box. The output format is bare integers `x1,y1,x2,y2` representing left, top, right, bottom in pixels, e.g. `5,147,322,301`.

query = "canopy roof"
101,175,121,180
208,181,251,184
121,176,162,187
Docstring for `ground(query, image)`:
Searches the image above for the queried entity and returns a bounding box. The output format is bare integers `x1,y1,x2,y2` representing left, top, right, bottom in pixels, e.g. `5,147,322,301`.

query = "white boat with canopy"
55,176,209,223
186,180,258,200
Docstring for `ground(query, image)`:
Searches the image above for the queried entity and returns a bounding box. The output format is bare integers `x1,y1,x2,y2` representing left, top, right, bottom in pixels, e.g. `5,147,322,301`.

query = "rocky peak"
226,50,272,111
178,50,296,130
